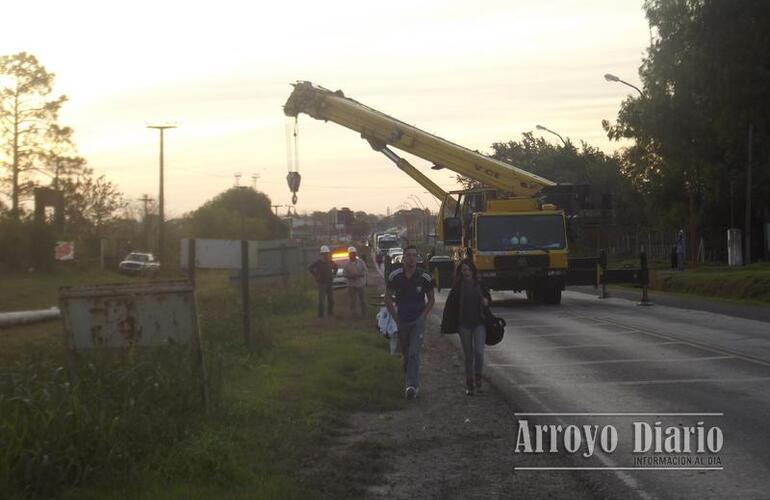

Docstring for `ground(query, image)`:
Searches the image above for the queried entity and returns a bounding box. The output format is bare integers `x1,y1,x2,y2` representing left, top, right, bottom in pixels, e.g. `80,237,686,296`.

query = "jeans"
348,286,366,318
677,252,685,271
458,323,486,382
398,315,426,389
317,283,334,317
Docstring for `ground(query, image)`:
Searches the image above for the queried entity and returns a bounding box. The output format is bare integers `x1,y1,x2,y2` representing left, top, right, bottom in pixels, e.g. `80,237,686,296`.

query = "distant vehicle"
376,236,400,264
118,252,159,276
330,249,349,289
387,247,404,259
385,251,425,276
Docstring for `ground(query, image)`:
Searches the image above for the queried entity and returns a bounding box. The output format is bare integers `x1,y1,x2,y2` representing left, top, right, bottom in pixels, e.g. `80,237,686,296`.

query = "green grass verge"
1,272,403,499
0,268,145,312
652,262,770,304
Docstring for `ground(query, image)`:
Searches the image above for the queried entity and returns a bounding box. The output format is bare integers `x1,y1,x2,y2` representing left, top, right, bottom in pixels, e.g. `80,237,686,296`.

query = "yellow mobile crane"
284,81,574,304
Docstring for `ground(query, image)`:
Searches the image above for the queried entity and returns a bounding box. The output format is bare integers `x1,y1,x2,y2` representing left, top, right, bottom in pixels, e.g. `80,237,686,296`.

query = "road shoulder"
569,285,770,323
304,312,597,499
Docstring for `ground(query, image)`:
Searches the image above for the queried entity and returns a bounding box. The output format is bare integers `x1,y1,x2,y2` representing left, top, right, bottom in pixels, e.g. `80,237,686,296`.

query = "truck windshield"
477,214,565,251
379,240,399,250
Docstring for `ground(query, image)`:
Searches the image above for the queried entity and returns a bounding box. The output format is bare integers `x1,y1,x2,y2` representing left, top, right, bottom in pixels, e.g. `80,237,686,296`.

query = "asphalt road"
432,288,770,500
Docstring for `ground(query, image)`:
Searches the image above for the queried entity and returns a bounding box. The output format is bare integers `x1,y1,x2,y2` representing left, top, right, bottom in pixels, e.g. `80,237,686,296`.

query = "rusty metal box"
59,281,197,349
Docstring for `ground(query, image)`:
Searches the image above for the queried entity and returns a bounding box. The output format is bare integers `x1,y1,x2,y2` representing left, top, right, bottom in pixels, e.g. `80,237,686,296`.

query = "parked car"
385,251,426,276
383,248,404,276
376,237,400,264
330,249,350,289
387,247,404,260
118,252,160,276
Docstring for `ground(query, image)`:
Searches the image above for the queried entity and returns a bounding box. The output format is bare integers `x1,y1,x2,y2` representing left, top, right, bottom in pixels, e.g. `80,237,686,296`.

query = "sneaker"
465,387,475,396
405,386,416,400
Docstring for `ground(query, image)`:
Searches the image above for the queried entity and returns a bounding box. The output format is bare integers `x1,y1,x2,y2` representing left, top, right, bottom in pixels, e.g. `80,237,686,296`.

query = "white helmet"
320,245,330,253
348,246,357,253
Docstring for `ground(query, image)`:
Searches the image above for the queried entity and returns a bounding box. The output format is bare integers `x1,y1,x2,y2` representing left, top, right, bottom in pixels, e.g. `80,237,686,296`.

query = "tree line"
471,1,767,263
603,0,769,262
4,1,768,269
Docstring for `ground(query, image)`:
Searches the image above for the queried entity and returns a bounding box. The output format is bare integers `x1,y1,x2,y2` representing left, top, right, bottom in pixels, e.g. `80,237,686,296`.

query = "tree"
0,52,67,218
350,214,371,242
58,167,126,238
490,133,644,226
43,124,87,189
603,0,770,261
187,187,288,240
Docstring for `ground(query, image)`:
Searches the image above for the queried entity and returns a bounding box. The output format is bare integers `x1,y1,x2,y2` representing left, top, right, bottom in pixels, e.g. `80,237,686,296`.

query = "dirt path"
304,273,599,499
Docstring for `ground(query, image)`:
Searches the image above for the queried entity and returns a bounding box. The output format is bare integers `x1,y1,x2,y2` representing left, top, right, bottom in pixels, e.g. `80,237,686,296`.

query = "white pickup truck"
118,252,160,276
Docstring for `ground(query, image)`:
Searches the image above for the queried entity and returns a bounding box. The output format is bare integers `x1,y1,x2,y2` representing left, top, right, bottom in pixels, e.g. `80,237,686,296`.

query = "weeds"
0,347,201,497
0,278,312,498
1,276,397,499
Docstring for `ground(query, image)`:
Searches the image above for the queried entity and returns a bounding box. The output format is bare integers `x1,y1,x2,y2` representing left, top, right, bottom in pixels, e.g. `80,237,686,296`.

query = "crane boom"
379,147,450,203
283,81,555,198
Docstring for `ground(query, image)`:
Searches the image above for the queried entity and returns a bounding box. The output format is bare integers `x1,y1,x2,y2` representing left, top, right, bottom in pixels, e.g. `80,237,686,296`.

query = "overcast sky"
2,0,650,216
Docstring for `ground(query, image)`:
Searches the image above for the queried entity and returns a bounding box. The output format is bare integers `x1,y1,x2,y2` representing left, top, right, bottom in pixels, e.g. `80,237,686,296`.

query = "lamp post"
409,194,426,210
410,195,431,242
604,73,644,97
535,124,567,147
147,124,176,266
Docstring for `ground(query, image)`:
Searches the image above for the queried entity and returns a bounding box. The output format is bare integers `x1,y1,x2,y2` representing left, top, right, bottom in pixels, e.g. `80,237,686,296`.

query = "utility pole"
139,194,153,250
272,204,281,216
147,124,176,266
745,122,753,265
234,173,246,238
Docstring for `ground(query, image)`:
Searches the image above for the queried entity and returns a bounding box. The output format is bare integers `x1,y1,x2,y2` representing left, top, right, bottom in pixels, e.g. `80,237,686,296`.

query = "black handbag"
484,309,506,346
440,288,460,334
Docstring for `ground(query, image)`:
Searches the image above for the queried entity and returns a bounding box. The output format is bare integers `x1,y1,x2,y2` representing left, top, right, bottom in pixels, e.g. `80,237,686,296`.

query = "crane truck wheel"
544,285,562,305
526,288,543,304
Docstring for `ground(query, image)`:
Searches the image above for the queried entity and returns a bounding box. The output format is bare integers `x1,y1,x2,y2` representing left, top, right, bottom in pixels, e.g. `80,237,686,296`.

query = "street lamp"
604,73,644,97
535,124,567,147
147,124,176,266
409,194,426,210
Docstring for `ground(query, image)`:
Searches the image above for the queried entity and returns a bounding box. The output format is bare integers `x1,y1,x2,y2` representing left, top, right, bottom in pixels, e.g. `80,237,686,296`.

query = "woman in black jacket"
441,259,491,395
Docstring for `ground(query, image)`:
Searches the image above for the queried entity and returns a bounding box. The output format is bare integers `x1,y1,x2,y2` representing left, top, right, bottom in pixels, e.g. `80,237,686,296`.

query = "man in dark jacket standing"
309,245,337,318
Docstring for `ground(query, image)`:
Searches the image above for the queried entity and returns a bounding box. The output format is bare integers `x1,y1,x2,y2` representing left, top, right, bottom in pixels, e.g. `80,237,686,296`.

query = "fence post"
598,249,609,299
100,238,106,271
188,238,196,286
638,249,652,306
280,244,288,287
241,240,252,349
190,295,210,412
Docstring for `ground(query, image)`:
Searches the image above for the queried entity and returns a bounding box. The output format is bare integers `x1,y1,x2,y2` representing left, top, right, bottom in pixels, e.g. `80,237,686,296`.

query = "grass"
601,256,770,305
652,262,770,304
0,267,150,312
1,270,403,499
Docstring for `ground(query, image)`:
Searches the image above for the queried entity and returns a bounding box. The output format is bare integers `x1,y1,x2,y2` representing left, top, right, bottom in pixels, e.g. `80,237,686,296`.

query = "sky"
2,0,650,217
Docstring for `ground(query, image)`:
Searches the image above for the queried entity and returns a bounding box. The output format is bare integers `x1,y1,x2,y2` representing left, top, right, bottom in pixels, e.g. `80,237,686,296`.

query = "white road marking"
598,317,770,368
507,329,639,338
516,376,770,389
489,355,733,368
514,413,724,416
511,342,684,352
